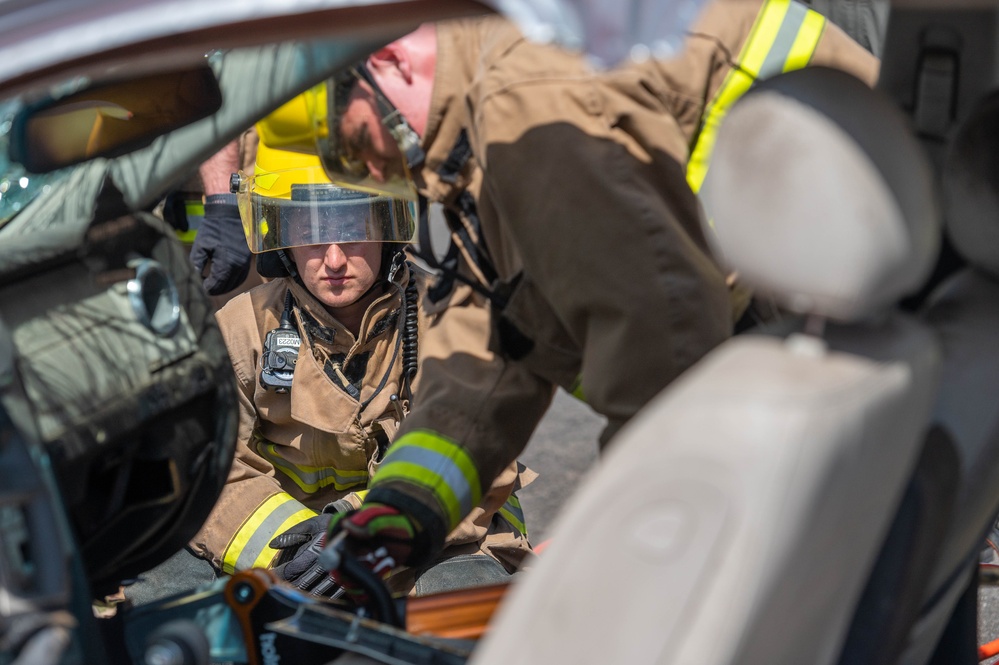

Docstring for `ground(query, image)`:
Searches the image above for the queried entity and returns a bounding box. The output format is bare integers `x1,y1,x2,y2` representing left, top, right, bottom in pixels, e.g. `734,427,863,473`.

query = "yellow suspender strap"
686,0,826,194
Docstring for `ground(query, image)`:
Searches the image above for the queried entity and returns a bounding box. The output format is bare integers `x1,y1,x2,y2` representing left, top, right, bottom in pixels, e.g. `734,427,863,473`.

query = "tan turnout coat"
365,2,879,559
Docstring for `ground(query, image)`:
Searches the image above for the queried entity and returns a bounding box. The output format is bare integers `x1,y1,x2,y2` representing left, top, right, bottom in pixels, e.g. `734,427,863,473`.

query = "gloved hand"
189,196,251,295
268,513,340,597
324,503,417,603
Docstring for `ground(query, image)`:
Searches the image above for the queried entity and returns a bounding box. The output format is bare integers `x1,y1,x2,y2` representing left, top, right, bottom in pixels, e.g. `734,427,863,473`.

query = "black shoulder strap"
437,130,474,184
411,130,506,307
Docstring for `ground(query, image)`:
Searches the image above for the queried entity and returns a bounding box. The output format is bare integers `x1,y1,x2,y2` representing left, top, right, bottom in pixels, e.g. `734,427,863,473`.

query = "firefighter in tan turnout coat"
255,0,880,595
189,142,532,597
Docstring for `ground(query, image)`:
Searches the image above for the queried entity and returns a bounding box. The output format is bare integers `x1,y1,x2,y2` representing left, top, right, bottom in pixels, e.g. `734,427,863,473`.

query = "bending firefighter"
261,0,879,596
189,140,533,597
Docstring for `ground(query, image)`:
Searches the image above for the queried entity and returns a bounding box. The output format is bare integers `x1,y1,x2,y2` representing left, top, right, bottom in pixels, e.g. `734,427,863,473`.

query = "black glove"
324,503,417,606
189,194,251,295
268,513,339,597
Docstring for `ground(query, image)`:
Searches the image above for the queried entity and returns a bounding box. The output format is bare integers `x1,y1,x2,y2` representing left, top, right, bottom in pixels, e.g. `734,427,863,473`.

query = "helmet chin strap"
277,249,299,279
384,246,407,283
354,64,426,172
353,247,405,303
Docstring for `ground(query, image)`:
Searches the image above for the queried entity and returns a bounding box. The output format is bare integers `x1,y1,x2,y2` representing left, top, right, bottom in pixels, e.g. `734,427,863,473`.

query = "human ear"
369,43,412,84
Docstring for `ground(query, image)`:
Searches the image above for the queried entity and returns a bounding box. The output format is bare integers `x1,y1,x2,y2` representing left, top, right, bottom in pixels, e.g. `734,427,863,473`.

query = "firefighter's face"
289,242,382,312
337,80,406,184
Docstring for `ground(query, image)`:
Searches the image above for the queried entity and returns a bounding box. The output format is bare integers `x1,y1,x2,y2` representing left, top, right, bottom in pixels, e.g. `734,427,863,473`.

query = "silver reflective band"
126,259,180,336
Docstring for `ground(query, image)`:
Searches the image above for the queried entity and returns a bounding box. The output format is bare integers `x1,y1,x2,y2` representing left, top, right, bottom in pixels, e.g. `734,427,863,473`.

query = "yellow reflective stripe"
371,430,482,530
784,9,826,72
686,0,826,194
221,493,314,574
175,201,205,243
372,461,465,530
498,494,527,538
257,442,368,494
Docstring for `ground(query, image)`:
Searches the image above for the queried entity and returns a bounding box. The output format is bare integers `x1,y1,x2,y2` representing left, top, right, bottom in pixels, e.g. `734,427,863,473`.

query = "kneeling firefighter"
188,138,534,597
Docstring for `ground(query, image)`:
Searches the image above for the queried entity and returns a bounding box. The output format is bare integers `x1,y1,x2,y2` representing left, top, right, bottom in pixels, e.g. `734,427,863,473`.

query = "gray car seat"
471,68,941,665
892,91,999,665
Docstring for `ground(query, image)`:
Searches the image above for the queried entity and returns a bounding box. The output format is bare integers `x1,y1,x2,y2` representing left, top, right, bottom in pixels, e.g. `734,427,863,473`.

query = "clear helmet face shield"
235,164,415,253
319,66,424,201
257,68,422,202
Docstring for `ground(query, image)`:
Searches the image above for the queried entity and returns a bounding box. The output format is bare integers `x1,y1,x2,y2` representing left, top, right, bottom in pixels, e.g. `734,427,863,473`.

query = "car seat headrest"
701,68,940,322
943,92,999,280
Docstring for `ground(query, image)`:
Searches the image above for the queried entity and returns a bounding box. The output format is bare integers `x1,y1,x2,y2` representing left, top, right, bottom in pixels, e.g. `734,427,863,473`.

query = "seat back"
471,69,941,665
897,91,999,665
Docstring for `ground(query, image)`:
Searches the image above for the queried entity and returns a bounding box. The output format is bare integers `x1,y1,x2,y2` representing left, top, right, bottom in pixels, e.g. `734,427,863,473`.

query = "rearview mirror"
9,64,222,173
